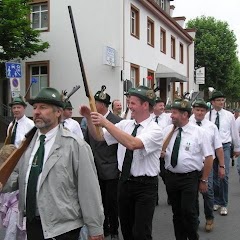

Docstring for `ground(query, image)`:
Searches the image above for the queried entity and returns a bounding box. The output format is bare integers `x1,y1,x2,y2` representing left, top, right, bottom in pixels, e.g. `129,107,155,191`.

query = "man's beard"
34,119,52,129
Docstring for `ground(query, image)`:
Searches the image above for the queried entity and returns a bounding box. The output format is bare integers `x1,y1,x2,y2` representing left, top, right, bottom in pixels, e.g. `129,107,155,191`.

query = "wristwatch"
200,179,208,184
219,165,225,169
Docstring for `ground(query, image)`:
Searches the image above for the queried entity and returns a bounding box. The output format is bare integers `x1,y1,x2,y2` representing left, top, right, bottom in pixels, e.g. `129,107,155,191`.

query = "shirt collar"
175,121,191,132
212,108,223,114
134,115,153,128
103,110,110,118
16,115,26,123
193,116,205,123
37,125,59,143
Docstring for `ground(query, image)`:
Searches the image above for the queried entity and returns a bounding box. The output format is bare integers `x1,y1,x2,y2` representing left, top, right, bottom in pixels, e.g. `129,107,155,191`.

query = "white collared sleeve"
136,123,163,157
212,124,223,150
230,115,240,151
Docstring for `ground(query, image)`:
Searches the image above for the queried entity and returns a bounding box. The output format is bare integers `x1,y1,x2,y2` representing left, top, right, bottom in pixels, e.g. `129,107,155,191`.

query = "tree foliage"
187,16,240,100
0,0,49,62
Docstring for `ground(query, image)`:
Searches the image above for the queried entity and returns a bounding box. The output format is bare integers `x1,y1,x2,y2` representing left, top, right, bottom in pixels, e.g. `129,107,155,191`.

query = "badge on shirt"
185,142,190,151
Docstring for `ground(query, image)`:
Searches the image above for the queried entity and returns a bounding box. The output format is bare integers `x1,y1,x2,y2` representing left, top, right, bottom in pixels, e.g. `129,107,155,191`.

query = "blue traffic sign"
5,62,22,78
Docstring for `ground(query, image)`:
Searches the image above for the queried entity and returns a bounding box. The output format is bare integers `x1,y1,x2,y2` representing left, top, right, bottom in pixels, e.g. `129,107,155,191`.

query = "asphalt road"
0,161,239,240
152,164,240,240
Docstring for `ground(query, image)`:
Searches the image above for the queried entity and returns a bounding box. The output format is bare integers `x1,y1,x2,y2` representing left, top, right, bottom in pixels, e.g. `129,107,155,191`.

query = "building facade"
1,0,197,118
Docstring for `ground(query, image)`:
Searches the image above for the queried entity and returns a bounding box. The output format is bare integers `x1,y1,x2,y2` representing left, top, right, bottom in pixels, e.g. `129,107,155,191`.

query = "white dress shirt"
205,108,240,151
163,122,212,173
104,116,163,177
235,116,240,136
189,116,222,159
151,112,172,128
7,115,34,148
63,118,84,139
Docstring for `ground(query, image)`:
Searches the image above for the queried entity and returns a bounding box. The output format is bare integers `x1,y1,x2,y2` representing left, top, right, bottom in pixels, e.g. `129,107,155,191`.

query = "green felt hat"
192,98,209,110
128,85,156,106
9,96,27,107
63,101,73,109
28,87,64,108
155,97,164,104
171,99,192,113
94,85,111,105
209,91,225,101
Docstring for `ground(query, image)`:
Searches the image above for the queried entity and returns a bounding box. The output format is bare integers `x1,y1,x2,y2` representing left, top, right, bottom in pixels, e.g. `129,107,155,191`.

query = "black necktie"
171,128,182,168
215,112,219,129
26,135,46,221
120,124,140,182
10,122,18,144
196,121,201,126
155,116,158,124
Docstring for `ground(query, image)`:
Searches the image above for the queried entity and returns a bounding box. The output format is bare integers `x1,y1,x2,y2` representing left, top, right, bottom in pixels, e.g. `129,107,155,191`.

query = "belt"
127,175,158,184
166,170,199,176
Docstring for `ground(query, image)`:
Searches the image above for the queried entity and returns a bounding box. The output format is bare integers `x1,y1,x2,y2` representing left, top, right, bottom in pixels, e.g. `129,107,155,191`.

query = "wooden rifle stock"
0,127,37,187
68,6,102,138
4,120,15,145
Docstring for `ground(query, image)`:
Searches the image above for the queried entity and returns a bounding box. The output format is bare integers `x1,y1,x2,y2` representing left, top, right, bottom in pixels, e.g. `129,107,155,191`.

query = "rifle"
68,6,102,137
0,127,37,187
63,85,81,102
4,119,15,145
123,107,129,120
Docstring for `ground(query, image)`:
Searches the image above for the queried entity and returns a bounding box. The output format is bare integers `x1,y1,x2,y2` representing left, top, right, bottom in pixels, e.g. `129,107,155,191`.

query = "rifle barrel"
68,6,90,98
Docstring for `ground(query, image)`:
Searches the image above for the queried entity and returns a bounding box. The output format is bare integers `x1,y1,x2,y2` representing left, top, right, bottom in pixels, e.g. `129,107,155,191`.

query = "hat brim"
129,92,155,106
94,99,111,105
9,102,27,107
209,95,225,101
192,103,208,109
28,98,64,108
171,106,192,113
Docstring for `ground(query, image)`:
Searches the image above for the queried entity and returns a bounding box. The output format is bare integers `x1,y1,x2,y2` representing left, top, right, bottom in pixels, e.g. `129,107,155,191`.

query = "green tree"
187,16,240,100
0,0,49,62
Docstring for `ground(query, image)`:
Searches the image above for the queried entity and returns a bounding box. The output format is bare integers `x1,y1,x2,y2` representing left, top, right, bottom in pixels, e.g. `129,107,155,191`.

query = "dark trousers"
26,217,81,240
165,171,200,240
99,178,119,235
118,176,158,240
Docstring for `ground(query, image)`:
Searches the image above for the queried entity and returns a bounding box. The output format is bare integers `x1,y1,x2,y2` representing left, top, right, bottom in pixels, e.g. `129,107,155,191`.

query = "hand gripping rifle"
0,127,37,187
68,6,102,137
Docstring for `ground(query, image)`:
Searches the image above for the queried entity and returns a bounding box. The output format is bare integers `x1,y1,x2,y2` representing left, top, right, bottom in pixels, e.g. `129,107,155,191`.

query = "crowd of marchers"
0,85,240,240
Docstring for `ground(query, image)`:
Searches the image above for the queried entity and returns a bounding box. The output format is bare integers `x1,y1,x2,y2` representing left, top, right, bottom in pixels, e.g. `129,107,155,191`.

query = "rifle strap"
162,125,176,153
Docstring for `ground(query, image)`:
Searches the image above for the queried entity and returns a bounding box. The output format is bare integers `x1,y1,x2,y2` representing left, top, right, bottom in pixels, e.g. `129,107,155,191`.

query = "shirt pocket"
181,140,200,154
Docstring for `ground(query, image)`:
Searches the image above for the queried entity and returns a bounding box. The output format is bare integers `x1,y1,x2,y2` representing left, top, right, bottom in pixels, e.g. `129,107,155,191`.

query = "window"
171,36,176,59
147,70,154,88
154,0,165,9
130,64,140,87
130,5,140,39
160,0,165,10
25,61,49,98
30,1,49,31
160,28,166,53
147,17,154,47
179,43,184,63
